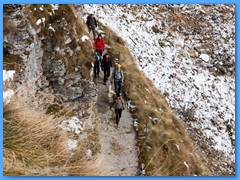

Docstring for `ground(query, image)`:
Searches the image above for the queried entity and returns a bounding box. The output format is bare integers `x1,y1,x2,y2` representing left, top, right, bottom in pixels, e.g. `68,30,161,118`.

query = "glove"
111,81,113,84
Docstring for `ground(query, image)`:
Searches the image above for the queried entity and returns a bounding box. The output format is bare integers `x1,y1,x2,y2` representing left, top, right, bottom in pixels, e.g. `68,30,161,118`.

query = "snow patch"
200,54,210,62
58,116,84,134
81,35,89,42
67,139,78,150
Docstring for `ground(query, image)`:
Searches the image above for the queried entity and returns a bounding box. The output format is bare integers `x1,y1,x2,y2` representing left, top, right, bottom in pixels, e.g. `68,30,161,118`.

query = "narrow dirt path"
95,69,139,176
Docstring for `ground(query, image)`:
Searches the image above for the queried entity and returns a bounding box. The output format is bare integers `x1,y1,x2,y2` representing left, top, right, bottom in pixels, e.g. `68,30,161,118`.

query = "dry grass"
99,23,211,176
4,18,18,35
3,84,111,176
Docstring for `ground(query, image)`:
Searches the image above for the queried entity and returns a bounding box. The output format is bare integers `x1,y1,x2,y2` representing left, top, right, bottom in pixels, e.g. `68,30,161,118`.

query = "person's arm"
94,17,97,27
86,17,89,26
110,58,112,67
110,99,115,108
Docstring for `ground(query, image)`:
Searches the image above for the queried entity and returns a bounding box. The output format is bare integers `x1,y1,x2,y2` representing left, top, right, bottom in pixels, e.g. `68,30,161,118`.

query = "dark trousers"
94,65,100,77
114,80,122,94
115,109,123,125
88,26,97,39
103,67,111,83
96,50,103,57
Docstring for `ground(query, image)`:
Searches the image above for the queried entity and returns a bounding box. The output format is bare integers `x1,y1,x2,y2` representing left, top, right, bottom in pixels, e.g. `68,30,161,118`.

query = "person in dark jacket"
94,51,101,78
110,93,125,128
94,34,106,57
86,14,97,39
101,53,112,85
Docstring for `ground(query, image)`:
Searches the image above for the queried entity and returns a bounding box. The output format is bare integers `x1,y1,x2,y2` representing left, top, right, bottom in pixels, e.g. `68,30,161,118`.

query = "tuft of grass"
3,84,111,176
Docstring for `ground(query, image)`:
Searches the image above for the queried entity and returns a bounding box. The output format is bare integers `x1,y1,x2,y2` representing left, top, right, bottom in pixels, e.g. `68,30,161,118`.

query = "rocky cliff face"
4,4,97,144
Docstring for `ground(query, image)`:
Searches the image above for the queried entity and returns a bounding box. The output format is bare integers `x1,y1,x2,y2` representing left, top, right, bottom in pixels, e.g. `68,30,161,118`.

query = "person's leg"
115,109,120,125
106,68,110,80
119,109,122,119
103,69,107,83
118,81,122,93
94,65,97,77
92,27,96,39
96,66,100,77
88,26,91,33
114,81,118,93
92,26,97,39
99,50,102,57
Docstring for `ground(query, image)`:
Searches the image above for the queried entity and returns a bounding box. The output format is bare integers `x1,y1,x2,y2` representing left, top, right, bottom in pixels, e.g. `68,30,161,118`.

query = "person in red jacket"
94,34,105,57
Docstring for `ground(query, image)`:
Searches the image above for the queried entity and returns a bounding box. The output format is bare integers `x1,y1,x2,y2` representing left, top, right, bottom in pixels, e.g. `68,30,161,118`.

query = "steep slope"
78,4,235,175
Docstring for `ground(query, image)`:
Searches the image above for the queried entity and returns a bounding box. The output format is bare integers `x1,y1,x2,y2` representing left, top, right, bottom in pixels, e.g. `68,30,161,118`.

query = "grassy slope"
100,22,211,175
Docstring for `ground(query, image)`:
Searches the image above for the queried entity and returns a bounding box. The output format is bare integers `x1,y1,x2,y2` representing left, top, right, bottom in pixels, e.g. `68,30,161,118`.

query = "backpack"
95,54,101,66
113,69,123,81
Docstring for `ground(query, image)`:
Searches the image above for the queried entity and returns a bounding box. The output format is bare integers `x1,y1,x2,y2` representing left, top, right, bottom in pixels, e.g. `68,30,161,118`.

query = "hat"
118,64,121,68
98,33,102,37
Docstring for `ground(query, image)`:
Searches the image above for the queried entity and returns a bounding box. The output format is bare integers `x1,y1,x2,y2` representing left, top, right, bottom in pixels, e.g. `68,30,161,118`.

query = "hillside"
78,4,235,175
3,4,234,176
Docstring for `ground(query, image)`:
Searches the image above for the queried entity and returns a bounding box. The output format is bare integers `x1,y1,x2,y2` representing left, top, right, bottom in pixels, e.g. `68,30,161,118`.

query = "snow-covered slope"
78,4,235,174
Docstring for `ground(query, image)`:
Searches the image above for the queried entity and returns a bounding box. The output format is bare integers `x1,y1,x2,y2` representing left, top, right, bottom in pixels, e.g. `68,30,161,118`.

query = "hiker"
94,51,101,78
94,34,105,57
86,14,98,39
110,93,125,128
101,53,112,85
111,64,124,94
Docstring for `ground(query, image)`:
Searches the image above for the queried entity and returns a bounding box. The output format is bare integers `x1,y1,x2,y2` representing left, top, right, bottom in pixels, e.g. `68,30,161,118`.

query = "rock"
50,60,66,77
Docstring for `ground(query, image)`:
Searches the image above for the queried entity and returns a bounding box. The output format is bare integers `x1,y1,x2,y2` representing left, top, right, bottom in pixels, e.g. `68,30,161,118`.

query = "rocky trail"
94,69,139,176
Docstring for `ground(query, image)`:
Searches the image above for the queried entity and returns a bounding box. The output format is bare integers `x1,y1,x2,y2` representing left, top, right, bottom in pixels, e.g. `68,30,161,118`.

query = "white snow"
51,4,59,10
3,90,14,104
58,116,84,134
183,161,189,170
3,70,15,82
67,139,78,150
36,18,46,26
3,70,15,104
86,149,92,157
81,35,89,42
48,26,55,32
200,54,210,62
